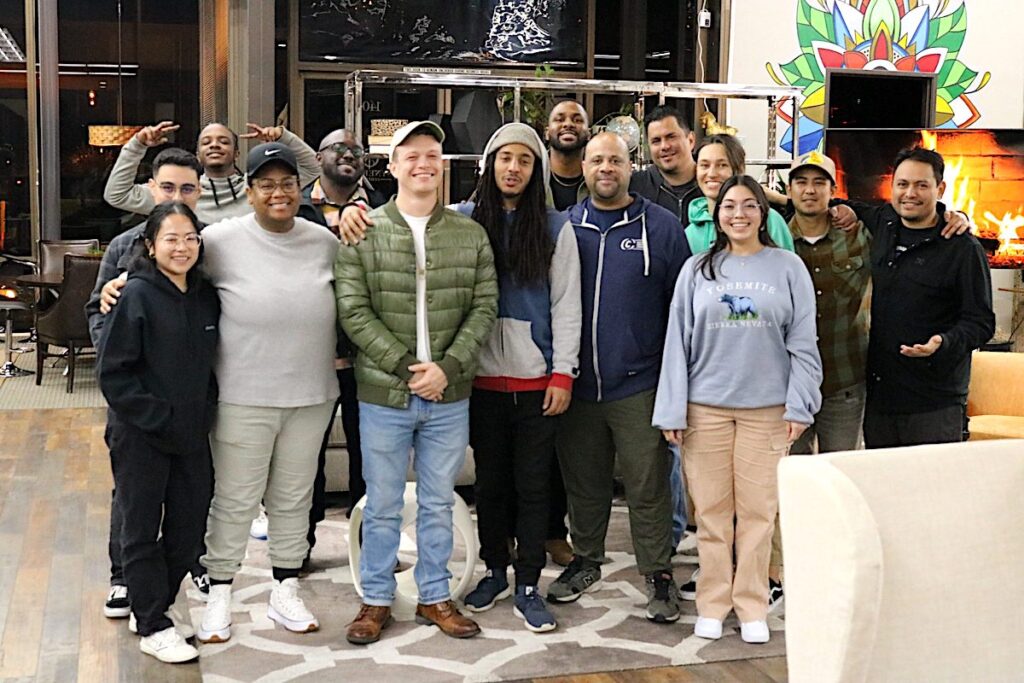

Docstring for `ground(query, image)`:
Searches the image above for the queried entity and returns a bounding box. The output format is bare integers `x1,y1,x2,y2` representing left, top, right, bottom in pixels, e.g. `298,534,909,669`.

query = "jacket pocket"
499,318,549,377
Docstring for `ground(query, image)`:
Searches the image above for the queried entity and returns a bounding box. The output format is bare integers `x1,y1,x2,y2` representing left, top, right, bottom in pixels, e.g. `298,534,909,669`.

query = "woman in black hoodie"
98,201,219,664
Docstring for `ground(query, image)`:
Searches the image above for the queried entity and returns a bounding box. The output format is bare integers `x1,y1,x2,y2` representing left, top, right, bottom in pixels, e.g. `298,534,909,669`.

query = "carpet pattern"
192,506,785,682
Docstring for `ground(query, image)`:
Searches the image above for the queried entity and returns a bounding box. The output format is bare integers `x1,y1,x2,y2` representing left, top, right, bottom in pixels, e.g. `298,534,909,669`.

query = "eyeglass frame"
250,176,301,194
318,142,365,158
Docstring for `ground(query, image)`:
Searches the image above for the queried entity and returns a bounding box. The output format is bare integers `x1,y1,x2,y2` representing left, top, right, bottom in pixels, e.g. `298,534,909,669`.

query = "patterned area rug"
191,504,785,682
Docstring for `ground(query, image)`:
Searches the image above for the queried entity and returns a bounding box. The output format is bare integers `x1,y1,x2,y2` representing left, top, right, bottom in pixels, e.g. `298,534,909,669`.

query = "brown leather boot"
545,538,574,567
415,600,481,638
346,604,393,644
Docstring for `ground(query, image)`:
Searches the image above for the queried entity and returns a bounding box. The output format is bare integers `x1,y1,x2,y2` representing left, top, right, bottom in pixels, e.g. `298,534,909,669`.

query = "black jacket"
628,165,702,226
98,259,220,454
853,201,994,412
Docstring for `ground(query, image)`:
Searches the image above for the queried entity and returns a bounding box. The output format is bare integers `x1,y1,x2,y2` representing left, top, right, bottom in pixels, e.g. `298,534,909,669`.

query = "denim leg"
358,400,415,606
669,444,687,548
411,397,470,605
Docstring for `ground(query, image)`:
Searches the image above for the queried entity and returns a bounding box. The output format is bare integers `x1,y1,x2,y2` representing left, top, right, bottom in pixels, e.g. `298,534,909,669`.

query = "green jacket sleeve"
434,233,499,381
335,242,420,381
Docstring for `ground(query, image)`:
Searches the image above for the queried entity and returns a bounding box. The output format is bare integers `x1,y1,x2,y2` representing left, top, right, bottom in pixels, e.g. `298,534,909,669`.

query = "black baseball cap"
246,142,299,182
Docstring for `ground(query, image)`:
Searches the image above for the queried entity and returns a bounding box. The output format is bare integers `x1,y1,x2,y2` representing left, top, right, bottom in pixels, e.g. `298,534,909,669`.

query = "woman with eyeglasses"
652,175,822,644
98,201,220,663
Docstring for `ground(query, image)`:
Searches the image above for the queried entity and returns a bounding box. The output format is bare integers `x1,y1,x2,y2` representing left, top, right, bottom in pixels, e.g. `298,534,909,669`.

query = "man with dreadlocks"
454,123,581,633
104,120,320,223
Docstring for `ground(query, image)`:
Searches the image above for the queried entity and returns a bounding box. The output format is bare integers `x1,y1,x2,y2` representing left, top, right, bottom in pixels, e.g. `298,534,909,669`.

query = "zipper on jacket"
577,206,642,403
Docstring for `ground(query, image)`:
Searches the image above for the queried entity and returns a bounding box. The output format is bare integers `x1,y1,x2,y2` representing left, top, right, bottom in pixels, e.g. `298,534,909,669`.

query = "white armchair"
778,440,1024,683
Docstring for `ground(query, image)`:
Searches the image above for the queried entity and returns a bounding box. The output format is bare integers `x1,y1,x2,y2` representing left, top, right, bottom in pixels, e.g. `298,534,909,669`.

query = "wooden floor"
0,408,786,683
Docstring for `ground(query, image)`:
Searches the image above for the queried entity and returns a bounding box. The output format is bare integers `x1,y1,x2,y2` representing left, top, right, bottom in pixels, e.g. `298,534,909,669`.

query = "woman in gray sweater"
653,175,822,644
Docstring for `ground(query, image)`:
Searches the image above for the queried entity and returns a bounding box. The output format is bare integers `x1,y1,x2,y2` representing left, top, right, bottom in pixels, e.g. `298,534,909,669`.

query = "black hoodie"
628,165,702,226
98,258,220,454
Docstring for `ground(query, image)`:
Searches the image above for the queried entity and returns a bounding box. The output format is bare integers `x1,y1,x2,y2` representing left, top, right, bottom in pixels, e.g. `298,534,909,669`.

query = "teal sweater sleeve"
766,209,795,252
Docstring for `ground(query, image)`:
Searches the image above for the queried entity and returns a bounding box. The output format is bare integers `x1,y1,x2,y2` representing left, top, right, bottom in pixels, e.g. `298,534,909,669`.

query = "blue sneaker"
463,569,511,612
513,585,556,633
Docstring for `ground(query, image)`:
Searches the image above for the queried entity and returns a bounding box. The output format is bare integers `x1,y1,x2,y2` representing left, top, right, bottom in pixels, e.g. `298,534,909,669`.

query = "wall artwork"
767,0,991,153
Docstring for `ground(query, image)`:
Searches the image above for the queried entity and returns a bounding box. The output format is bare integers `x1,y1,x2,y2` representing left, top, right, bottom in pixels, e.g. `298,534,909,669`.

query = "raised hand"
240,123,284,143
135,121,180,147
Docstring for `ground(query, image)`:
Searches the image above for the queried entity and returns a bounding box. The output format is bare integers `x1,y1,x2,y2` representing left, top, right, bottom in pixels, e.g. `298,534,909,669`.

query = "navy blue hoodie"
567,193,691,402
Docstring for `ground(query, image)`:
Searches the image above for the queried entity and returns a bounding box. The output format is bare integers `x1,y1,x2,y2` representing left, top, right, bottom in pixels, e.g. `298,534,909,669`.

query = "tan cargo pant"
682,403,789,622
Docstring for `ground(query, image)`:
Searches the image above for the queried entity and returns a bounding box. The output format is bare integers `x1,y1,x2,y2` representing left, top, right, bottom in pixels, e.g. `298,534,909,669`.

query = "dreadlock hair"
696,175,776,281
471,149,554,286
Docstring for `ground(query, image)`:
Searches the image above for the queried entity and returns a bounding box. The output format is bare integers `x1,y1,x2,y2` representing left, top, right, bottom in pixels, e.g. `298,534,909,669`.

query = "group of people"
88,97,994,664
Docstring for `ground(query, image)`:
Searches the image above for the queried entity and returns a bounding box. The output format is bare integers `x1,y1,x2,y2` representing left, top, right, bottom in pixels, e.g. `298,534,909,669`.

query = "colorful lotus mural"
767,0,991,153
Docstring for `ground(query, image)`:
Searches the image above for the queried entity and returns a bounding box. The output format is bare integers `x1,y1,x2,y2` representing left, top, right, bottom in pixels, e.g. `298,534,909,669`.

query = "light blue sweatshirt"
652,247,823,430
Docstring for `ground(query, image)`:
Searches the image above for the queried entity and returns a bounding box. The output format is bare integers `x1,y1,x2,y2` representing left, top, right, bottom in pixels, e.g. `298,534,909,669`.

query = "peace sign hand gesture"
135,121,180,147
240,123,284,143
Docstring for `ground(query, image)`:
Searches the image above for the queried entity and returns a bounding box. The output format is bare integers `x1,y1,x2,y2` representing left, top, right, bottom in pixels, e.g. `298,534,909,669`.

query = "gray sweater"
102,131,320,224
202,214,340,407
653,247,823,430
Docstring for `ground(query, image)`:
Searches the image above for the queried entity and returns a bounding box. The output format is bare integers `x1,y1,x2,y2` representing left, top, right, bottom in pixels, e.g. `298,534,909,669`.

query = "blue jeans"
359,397,470,606
669,444,688,548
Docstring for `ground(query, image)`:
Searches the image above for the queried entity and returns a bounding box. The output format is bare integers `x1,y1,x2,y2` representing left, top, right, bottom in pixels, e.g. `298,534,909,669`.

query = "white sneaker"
693,616,723,640
197,584,232,643
249,507,269,540
130,609,193,639
740,620,770,643
139,626,199,663
268,577,319,633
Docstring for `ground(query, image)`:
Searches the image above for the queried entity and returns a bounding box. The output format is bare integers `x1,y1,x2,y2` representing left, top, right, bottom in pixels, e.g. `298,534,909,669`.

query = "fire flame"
0,287,17,300
918,131,1024,267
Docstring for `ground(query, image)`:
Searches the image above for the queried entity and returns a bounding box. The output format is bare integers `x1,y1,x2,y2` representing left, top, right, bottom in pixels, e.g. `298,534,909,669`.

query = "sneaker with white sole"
249,507,268,540
741,620,770,643
139,626,199,664
268,577,319,633
546,557,602,603
129,610,192,640
645,571,681,623
197,584,232,643
768,578,784,614
463,569,511,612
679,568,700,601
693,616,723,640
104,585,130,618
512,585,556,633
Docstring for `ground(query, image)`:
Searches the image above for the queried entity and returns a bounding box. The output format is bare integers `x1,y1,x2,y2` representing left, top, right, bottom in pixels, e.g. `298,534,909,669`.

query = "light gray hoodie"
102,129,319,224
652,247,823,430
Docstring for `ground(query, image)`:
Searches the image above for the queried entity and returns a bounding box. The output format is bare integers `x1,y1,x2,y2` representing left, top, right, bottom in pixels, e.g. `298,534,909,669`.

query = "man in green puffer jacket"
335,121,498,646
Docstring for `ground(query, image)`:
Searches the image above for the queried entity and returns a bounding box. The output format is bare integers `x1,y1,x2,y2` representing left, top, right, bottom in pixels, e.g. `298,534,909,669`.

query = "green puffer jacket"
335,199,498,408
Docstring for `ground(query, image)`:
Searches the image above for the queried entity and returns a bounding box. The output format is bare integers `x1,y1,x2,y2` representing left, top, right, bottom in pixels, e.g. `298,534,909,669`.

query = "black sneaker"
191,572,210,602
463,569,511,612
104,584,130,618
644,571,680,623
546,557,601,603
679,568,699,601
768,578,784,613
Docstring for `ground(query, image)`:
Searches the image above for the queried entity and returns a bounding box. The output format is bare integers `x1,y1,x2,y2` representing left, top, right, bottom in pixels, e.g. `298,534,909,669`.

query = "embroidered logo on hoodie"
620,237,645,251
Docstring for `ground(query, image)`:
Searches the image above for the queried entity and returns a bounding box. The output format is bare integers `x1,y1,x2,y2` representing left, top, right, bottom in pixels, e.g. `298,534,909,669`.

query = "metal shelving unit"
344,70,802,165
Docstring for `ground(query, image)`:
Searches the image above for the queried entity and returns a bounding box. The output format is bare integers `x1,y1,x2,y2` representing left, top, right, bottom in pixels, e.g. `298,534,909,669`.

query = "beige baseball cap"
790,150,837,183
389,120,445,160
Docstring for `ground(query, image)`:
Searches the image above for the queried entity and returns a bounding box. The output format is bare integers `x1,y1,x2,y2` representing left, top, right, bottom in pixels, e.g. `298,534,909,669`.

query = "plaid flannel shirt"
790,216,871,398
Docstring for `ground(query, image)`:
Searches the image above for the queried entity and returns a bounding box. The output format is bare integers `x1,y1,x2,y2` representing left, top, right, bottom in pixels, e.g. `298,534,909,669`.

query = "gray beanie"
481,122,551,204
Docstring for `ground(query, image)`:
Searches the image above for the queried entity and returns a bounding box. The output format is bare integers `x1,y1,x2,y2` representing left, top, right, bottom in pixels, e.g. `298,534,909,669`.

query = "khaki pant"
682,403,789,622
202,400,337,581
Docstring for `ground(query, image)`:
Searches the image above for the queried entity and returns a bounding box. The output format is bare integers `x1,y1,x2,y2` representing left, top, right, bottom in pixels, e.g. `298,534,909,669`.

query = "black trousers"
863,402,967,449
308,367,363,550
547,455,569,540
469,389,556,586
110,419,212,636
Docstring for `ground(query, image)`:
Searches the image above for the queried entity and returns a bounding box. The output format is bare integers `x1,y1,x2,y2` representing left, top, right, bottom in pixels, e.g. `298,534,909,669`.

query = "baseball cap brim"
389,121,445,159
247,142,300,180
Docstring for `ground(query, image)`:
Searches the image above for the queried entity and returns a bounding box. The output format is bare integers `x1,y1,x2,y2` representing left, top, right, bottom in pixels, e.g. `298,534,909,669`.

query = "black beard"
548,132,589,153
323,165,360,187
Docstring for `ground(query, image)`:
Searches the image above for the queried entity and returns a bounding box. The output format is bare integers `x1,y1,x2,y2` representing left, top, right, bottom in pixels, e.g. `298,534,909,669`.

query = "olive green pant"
555,389,673,575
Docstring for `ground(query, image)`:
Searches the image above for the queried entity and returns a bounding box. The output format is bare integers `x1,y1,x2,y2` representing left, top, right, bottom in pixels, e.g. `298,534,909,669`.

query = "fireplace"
824,129,1024,269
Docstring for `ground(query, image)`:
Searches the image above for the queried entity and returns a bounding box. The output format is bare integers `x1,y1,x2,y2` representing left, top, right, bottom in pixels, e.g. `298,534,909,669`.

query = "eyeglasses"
719,201,762,215
157,182,199,197
252,177,300,194
158,234,201,248
320,142,364,158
